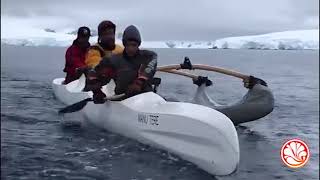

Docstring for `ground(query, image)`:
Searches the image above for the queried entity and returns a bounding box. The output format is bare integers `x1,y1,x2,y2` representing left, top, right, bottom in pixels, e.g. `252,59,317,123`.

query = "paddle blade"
58,98,92,114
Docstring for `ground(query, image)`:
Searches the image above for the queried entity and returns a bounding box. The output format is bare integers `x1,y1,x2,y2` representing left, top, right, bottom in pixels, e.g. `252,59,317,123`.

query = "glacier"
213,30,319,50
1,24,318,50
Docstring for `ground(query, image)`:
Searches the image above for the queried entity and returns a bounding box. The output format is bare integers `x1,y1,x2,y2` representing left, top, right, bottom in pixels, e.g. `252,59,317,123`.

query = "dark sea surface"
1,45,319,180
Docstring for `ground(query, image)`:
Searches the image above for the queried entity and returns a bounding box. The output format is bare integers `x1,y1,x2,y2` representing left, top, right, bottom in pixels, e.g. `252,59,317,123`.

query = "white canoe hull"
52,77,240,176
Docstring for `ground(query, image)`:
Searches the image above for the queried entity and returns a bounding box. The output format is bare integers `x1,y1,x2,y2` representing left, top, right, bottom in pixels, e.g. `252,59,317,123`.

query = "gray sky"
1,0,319,40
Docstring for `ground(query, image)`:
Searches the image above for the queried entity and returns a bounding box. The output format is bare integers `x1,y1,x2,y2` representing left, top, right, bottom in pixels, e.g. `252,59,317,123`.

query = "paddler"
84,20,124,68
86,25,158,103
63,26,91,84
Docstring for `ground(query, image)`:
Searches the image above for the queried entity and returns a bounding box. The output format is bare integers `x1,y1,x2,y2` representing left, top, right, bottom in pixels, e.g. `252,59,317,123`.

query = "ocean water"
1,45,319,180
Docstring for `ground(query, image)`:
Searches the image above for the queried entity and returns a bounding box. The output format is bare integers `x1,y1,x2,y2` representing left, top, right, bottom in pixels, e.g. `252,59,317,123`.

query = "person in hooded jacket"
84,20,123,68
63,26,91,84
87,25,158,103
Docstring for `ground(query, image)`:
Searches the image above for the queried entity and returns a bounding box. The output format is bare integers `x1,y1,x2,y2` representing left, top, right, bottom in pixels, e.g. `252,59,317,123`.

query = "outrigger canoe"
53,75,240,176
53,57,274,176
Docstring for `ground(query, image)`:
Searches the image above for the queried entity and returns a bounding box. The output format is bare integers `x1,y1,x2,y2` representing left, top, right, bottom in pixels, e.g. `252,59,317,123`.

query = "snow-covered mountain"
1,26,318,50
213,30,319,50
144,30,319,49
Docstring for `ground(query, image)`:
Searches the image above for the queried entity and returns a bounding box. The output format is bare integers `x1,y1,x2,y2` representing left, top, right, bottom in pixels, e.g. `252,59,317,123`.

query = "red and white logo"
280,139,310,168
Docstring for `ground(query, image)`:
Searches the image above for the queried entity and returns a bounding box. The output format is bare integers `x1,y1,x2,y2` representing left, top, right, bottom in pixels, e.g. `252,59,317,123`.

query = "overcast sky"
1,0,319,40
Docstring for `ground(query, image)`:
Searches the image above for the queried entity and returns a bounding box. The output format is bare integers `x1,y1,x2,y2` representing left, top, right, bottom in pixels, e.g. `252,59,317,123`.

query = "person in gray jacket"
87,25,158,103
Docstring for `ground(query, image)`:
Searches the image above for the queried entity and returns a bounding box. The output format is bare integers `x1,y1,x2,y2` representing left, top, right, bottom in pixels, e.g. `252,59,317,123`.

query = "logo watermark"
280,139,310,168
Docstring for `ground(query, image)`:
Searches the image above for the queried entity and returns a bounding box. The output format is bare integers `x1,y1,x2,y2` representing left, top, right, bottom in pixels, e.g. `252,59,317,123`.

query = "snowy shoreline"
1,29,318,50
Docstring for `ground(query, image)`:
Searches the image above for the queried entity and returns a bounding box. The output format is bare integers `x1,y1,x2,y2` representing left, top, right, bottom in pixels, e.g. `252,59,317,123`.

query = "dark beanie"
77,26,91,37
122,25,141,46
98,20,116,36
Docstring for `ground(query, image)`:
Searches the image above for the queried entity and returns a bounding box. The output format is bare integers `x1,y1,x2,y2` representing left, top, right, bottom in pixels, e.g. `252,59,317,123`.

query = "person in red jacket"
63,26,91,84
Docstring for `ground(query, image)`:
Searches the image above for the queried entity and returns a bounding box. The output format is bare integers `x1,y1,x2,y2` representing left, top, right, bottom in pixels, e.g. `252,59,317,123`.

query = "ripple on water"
2,47,319,180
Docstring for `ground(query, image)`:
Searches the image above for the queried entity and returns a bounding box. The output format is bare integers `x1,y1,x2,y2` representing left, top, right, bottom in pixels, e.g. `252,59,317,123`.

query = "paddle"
58,98,92,114
58,94,125,114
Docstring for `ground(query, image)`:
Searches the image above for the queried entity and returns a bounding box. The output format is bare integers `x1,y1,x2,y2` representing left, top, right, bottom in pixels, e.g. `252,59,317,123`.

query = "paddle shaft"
59,94,125,114
104,94,126,101
157,64,250,80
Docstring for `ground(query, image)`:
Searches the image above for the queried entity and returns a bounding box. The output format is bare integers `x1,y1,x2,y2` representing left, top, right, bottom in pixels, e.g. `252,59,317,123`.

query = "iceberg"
213,30,319,50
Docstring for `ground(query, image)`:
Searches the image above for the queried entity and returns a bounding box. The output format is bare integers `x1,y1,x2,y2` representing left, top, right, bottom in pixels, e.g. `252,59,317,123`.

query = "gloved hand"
93,89,106,104
96,67,114,86
83,69,101,92
75,66,89,77
126,78,146,96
